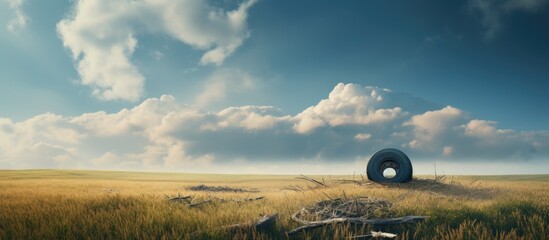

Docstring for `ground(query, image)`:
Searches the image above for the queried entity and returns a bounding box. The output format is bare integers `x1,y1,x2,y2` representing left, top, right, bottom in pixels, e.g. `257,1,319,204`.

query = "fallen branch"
349,231,397,239
211,196,265,203
244,196,265,202
165,195,192,202
288,215,426,236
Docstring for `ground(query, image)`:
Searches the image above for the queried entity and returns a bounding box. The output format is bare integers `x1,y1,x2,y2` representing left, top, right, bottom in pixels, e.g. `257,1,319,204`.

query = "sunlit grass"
0,170,547,239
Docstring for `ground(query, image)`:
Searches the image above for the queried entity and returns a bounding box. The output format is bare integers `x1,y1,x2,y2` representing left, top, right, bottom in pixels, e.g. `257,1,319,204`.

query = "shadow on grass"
380,177,495,200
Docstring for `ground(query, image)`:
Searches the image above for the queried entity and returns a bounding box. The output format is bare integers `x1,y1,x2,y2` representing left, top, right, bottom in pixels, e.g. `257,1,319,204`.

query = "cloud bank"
57,0,256,101
1,83,547,173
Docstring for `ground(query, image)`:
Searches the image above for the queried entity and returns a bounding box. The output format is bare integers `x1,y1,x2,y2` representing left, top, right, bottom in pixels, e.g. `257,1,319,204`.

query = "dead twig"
297,174,327,187
322,192,334,200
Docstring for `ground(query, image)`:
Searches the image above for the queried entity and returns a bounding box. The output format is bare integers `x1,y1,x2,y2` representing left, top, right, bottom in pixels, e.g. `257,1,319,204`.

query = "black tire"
366,148,413,183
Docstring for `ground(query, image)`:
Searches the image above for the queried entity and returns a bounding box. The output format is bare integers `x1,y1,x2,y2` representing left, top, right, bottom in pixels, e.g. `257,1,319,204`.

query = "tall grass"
0,170,547,239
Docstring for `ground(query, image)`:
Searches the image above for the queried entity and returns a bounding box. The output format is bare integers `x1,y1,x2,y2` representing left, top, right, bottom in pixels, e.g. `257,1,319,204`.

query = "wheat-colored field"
0,170,547,239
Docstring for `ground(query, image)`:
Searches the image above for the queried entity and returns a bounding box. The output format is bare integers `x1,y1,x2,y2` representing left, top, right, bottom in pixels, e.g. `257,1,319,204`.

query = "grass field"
0,170,547,239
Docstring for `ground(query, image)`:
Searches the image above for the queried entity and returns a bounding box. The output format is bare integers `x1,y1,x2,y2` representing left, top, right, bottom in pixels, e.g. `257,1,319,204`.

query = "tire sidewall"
366,148,413,183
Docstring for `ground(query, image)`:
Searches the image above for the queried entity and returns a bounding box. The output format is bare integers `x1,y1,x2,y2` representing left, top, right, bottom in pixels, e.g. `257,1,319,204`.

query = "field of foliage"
0,170,547,239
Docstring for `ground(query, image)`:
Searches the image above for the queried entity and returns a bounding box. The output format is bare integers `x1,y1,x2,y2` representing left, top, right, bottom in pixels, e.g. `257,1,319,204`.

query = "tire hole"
382,168,397,178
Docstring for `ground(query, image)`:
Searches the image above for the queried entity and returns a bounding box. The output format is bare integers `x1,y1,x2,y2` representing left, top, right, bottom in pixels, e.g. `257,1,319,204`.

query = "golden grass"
0,170,547,239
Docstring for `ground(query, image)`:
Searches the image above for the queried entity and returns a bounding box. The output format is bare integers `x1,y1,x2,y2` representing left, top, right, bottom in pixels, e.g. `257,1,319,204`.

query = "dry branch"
211,196,265,203
288,196,426,236
166,195,192,202
288,215,426,236
244,196,265,202
349,231,397,239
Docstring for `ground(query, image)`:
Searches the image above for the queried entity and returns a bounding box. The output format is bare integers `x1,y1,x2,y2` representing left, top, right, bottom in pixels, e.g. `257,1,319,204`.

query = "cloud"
57,0,256,101
293,83,407,134
195,69,256,108
404,106,466,150
215,106,289,131
1,83,548,172
5,0,28,33
354,133,372,141
0,114,81,168
469,0,548,39
150,51,164,61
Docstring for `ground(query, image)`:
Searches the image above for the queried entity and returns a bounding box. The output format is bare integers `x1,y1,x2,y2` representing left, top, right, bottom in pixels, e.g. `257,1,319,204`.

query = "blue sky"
0,0,548,174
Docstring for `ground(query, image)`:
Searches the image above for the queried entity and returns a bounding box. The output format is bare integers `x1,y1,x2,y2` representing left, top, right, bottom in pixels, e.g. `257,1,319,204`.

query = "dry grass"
0,170,547,239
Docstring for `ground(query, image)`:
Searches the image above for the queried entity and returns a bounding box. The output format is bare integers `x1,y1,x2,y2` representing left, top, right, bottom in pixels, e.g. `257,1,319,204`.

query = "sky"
0,0,548,175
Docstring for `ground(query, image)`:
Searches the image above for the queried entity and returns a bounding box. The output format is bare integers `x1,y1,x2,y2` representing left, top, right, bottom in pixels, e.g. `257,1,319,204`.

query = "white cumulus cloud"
404,106,466,150
293,83,406,134
57,0,256,101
